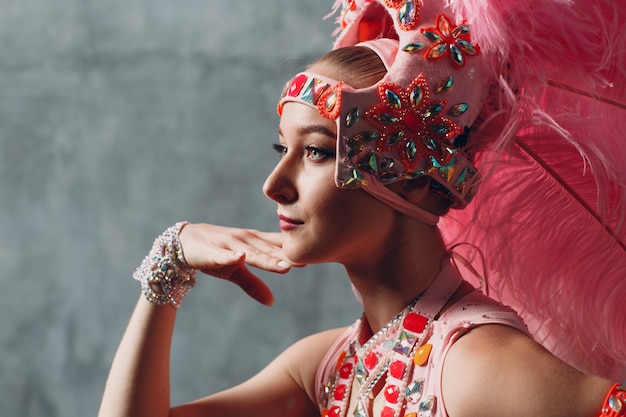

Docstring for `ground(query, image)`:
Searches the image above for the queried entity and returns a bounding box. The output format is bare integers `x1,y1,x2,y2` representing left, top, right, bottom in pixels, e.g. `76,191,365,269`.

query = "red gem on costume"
339,362,353,378
389,360,406,379
382,405,396,417
364,351,378,369
288,74,307,97
384,385,400,403
328,406,341,417
334,384,347,401
404,112,421,131
404,313,428,333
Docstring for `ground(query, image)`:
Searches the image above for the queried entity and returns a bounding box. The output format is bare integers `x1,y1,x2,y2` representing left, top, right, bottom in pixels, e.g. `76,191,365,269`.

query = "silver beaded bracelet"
133,221,197,308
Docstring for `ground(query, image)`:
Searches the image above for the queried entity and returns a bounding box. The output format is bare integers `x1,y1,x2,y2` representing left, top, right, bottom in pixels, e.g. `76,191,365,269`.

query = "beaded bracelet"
598,383,625,417
133,221,197,308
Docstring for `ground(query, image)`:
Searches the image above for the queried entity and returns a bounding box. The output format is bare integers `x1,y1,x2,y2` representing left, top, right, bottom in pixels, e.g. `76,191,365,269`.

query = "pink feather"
441,0,626,380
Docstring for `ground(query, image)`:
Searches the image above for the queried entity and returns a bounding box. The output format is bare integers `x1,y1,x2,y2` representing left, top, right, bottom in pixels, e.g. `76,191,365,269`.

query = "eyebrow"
278,124,336,140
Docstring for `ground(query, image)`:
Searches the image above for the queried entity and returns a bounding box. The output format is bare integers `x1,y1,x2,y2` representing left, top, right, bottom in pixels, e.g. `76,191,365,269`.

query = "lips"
277,213,304,231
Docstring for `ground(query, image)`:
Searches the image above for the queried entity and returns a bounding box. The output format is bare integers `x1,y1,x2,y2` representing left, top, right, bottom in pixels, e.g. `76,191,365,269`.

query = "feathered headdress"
326,0,626,380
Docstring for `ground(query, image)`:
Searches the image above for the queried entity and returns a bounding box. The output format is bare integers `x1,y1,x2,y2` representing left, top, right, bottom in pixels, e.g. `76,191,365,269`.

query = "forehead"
279,102,337,136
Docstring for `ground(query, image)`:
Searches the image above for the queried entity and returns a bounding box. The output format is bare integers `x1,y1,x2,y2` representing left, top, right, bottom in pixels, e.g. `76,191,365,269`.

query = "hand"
178,223,294,306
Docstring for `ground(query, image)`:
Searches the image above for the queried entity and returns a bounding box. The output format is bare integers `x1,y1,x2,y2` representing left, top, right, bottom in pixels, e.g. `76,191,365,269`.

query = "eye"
305,146,335,161
272,143,287,158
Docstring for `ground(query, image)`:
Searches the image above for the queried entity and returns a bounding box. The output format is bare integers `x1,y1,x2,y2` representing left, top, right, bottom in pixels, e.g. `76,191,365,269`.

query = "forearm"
98,296,177,417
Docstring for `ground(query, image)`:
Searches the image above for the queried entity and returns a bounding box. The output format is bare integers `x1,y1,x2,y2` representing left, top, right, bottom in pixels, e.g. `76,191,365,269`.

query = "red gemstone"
384,385,400,403
328,406,341,417
288,74,308,97
339,363,353,378
404,112,423,132
364,352,378,369
334,384,347,401
389,360,406,379
381,405,396,417
403,313,428,333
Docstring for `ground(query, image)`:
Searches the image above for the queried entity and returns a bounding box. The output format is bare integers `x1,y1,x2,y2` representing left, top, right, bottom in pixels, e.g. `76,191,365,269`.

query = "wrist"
133,222,198,308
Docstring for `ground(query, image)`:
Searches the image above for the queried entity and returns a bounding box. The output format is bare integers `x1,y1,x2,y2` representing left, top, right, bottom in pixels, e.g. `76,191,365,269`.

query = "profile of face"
263,101,398,268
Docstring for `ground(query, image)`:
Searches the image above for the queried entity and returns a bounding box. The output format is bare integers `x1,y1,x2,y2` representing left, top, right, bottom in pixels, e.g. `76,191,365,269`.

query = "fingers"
227,265,275,306
181,224,292,273
176,223,297,305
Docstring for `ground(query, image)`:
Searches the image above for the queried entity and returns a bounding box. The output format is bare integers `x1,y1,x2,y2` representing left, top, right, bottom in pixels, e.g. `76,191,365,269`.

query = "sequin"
328,406,341,417
430,155,459,182
435,76,454,93
385,89,402,109
364,351,378,369
448,103,469,116
354,402,367,417
387,131,404,146
377,113,401,124
385,385,401,403
339,362,353,378
325,90,338,112
427,43,448,59
402,42,425,53
405,140,418,160
398,0,419,30
449,44,464,67
354,131,378,143
413,343,433,366
406,378,424,403
367,154,378,172
381,406,395,417
419,396,437,416
343,168,366,187
380,158,395,170
430,124,450,135
422,30,442,43
354,359,367,385
423,103,443,118
404,313,428,333
389,360,407,379
456,38,478,55
333,384,347,401
404,413,418,417
394,330,417,355
609,395,623,412
345,107,360,128
423,136,438,151
409,84,423,106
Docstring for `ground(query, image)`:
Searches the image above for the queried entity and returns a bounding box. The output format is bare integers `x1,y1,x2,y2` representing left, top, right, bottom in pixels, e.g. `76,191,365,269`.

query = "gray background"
0,1,362,415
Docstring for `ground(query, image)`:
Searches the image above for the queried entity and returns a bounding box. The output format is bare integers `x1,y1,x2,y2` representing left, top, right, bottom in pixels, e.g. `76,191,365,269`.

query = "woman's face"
263,102,397,266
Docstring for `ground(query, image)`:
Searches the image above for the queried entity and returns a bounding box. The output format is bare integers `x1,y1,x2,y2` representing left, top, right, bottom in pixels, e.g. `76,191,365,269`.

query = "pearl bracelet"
133,222,197,308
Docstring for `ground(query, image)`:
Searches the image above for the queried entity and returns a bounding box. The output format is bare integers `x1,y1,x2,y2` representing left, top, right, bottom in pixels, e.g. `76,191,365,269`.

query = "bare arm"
442,324,613,417
98,223,321,417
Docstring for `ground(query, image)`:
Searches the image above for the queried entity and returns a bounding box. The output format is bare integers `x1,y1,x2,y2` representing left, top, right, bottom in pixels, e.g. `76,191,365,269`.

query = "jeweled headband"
278,0,489,225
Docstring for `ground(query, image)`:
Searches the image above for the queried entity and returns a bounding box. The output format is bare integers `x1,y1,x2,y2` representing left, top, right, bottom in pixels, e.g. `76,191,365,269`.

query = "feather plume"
441,0,626,380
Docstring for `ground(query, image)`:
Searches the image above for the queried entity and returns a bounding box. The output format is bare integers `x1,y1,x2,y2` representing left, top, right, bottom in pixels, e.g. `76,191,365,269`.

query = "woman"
99,0,626,416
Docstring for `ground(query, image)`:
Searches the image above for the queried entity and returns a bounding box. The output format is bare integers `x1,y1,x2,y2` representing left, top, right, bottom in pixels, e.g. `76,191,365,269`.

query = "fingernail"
234,251,245,258
277,260,290,269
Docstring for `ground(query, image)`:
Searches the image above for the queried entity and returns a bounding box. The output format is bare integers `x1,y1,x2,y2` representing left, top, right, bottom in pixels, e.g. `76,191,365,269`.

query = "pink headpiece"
278,0,488,225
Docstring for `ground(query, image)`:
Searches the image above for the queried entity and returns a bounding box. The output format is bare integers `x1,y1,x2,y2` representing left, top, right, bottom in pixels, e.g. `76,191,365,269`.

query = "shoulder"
276,327,349,404
442,323,611,417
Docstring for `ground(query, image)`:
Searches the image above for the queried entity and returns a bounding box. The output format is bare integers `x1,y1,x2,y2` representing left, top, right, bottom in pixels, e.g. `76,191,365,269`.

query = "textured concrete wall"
0,1,361,415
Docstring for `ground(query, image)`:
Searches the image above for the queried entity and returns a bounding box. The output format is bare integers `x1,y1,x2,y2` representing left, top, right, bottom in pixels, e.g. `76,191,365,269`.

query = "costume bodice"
316,264,528,417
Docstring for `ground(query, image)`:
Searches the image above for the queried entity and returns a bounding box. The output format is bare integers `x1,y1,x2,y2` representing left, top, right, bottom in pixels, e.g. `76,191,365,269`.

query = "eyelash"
272,144,335,160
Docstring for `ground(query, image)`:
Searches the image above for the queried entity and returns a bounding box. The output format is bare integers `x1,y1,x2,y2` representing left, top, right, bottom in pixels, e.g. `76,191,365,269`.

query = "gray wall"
0,1,361,415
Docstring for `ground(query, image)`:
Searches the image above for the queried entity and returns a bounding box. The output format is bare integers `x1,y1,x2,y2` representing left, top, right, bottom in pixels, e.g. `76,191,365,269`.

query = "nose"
263,158,297,204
